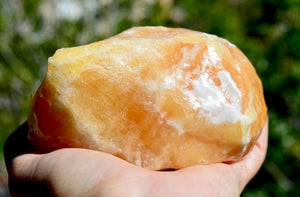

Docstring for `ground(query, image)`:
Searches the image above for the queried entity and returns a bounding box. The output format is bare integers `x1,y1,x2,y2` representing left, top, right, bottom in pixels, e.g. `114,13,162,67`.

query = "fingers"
232,118,269,191
4,122,59,196
4,122,37,174
9,148,152,196
8,154,54,197
4,122,152,196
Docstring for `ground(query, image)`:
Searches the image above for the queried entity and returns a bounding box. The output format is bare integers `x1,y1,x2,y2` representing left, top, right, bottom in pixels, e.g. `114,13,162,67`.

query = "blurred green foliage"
0,0,299,196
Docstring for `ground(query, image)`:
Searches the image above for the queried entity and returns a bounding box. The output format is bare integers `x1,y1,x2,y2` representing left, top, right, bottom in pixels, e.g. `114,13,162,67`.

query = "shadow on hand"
4,122,53,197
4,122,36,172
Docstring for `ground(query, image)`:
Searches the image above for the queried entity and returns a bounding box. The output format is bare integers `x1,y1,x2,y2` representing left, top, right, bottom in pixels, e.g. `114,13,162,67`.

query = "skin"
4,120,268,197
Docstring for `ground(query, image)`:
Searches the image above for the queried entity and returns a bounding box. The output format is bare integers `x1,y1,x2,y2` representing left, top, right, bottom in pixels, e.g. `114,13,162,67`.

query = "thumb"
232,119,269,192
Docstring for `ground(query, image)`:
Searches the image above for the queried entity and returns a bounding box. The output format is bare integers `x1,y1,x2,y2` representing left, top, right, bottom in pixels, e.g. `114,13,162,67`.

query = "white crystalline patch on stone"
155,106,187,135
159,44,245,129
202,46,221,68
219,71,241,102
183,69,242,124
162,44,201,92
183,63,190,67
179,44,202,68
160,76,176,89
166,119,185,135
178,46,244,124
235,63,241,72
212,71,242,124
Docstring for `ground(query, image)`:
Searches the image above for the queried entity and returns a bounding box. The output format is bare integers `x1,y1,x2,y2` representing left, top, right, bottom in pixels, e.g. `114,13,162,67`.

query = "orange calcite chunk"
28,27,267,170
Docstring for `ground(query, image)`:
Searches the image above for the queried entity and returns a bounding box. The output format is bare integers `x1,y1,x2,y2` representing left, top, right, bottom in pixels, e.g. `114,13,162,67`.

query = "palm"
5,121,268,197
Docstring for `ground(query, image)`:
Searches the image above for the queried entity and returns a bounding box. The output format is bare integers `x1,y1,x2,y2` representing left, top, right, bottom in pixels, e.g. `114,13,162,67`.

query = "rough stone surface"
28,27,267,170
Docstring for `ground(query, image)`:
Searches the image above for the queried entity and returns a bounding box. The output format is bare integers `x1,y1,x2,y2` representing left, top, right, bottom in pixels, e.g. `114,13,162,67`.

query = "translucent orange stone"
28,27,267,170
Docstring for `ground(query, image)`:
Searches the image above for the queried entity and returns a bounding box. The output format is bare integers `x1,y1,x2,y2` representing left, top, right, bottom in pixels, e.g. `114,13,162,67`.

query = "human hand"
5,120,268,197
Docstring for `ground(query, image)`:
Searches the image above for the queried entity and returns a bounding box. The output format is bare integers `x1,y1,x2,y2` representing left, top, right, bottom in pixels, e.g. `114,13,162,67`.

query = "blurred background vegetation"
0,0,299,196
